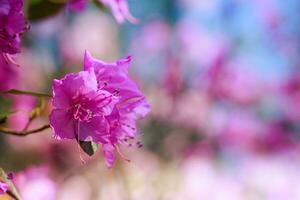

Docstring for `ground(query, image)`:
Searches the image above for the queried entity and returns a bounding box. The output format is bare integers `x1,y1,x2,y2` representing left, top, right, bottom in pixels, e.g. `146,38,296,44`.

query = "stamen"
3,53,20,67
136,141,143,148
116,145,130,162
121,122,136,131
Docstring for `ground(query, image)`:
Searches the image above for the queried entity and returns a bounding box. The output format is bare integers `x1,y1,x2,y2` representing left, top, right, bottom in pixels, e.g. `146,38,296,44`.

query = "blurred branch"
0,168,21,200
2,89,52,98
22,97,46,132
0,124,50,137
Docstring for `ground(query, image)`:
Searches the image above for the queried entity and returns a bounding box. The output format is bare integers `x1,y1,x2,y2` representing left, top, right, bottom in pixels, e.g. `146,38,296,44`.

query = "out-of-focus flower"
67,0,138,24
8,95,35,131
163,54,183,100
281,73,300,121
206,59,264,104
176,23,228,69
67,0,88,12
257,120,296,153
133,21,170,53
0,0,28,61
99,0,138,24
216,111,263,152
130,20,170,82
0,182,8,195
14,167,56,200
60,11,118,66
50,51,150,167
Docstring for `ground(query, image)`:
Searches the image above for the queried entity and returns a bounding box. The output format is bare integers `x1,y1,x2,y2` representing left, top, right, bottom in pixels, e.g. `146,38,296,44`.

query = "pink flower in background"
163,55,183,100
14,167,56,200
206,58,263,105
50,51,150,167
0,182,8,195
8,95,35,131
67,0,89,12
100,0,138,24
0,0,28,55
281,74,300,121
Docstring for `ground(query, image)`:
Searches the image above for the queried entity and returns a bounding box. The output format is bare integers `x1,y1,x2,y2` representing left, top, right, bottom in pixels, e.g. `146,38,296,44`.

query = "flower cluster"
50,51,150,167
0,0,28,56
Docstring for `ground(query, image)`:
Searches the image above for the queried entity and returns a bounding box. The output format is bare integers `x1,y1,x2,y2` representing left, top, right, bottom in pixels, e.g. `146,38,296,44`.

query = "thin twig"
2,89,52,98
22,116,34,132
0,124,51,137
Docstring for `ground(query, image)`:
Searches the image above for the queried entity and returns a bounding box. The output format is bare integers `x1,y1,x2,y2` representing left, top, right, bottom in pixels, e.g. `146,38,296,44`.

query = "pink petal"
102,143,116,168
50,109,76,140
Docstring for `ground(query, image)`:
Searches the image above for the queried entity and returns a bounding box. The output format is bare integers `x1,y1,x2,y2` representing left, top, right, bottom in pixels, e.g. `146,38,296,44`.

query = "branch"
0,124,51,137
2,89,52,98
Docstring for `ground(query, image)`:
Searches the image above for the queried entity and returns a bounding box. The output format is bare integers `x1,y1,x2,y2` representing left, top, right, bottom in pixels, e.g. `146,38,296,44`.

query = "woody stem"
0,124,50,137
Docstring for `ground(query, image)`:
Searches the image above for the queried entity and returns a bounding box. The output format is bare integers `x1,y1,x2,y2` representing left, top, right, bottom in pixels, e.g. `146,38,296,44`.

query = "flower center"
73,104,93,122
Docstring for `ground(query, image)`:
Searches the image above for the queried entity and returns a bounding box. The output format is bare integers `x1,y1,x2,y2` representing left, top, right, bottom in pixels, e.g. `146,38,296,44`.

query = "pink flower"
0,0,28,55
84,50,150,166
281,74,300,121
50,70,118,143
50,51,150,167
99,0,138,24
67,0,89,12
14,167,56,200
0,182,8,195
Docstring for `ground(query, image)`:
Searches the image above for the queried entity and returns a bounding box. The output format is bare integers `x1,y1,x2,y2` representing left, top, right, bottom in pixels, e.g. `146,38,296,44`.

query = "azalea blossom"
67,0,89,12
50,51,150,167
100,0,138,24
0,0,28,63
0,182,8,195
85,51,150,166
50,70,118,143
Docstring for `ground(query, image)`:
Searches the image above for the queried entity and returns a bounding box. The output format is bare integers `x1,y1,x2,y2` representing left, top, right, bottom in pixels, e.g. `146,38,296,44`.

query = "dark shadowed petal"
79,115,110,143
50,109,76,140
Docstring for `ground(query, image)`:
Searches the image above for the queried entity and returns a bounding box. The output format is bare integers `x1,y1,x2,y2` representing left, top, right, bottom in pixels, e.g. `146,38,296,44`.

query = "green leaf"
79,141,98,156
0,168,21,200
0,111,16,124
0,111,16,118
28,0,66,21
0,96,15,124
3,89,52,98
0,96,12,111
